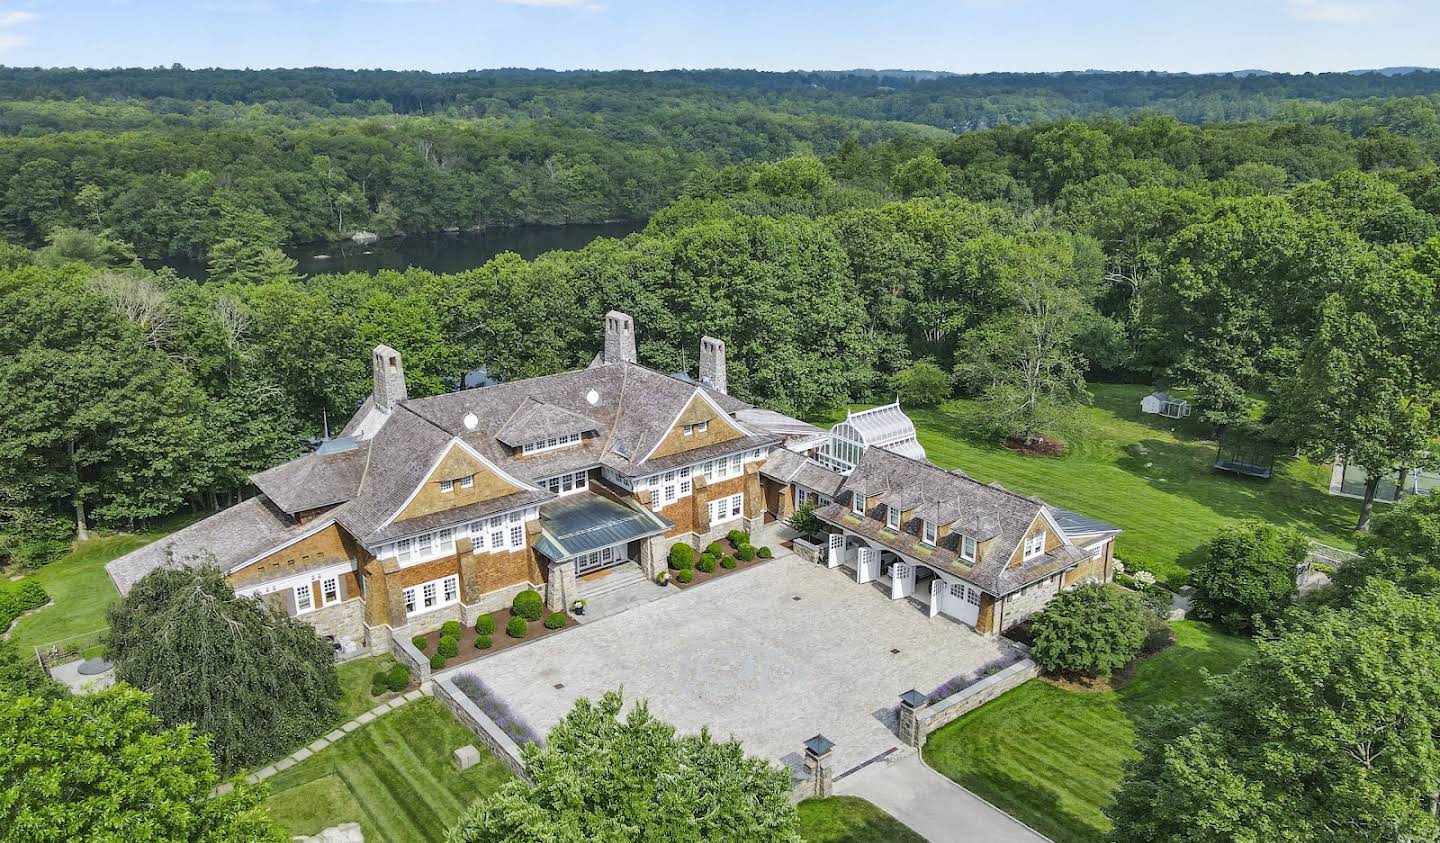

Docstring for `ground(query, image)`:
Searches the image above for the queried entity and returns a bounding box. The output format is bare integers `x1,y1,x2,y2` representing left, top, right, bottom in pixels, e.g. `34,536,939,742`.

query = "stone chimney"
602,311,637,365
699,335,727,394
373,344,408,410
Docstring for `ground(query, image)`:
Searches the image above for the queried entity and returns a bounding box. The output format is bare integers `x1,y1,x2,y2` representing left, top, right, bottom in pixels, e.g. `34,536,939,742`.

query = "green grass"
853,383,1362,585
336,655,407,721
5,514,204,654
923,621,1256,843
263,696,512,843
797,796,926,843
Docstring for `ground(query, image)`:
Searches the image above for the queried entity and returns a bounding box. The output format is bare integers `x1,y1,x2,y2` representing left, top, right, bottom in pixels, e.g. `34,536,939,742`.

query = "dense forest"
5,68,1440,556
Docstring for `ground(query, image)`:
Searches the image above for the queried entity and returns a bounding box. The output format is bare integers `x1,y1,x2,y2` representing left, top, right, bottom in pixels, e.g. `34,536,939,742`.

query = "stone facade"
303,595,366,642
998,573,1063,630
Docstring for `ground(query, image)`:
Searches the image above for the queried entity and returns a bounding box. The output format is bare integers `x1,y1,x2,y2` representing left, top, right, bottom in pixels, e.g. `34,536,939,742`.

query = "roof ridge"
600,364,632,457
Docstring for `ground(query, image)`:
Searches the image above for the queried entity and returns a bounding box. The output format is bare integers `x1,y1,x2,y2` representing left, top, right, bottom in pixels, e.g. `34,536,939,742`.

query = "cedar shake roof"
493,399,601,447
759,449,845,497
814,447,1094,596
105,497,309,594
249,442,369,515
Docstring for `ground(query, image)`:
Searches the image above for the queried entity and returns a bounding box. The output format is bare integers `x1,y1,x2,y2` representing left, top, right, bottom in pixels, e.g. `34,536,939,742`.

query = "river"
161,221,646,279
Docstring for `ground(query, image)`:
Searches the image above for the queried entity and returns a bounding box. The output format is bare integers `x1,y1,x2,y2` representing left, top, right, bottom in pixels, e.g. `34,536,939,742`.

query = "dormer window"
440,479,454,494
521,431,582,455
961,535,977,562
683,420,709,437
1023,531,1046,560
460,475,474,489
886,506,900,530
923,520,937,546
852,493,865,515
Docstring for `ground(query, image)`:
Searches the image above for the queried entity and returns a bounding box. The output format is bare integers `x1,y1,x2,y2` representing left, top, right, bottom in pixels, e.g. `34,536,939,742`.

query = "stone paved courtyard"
445,552,1019,777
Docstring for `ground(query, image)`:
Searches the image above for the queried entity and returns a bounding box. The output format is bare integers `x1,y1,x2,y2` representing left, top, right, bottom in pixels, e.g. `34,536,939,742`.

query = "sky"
0,0,1434,75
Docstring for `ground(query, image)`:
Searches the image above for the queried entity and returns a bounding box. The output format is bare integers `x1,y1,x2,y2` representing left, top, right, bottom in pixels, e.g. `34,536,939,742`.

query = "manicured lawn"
837,383,1361,585
923,621,1256,843
797,796,926,843
263,696,512,843
335,655,411,721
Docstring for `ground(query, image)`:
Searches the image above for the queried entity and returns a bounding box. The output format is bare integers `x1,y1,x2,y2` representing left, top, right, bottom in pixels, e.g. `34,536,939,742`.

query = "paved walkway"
836,751,1050,843
213,682,432,795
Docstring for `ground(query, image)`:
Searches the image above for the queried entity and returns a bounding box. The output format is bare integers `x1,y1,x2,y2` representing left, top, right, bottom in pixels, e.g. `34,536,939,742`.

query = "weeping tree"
106,564,339,772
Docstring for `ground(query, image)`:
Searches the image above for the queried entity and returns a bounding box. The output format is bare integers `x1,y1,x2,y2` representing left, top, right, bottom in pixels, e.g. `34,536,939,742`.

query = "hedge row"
0,581,48,633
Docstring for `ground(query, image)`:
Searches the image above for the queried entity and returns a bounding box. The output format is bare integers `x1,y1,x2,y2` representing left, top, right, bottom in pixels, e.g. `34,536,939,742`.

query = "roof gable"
387,438,534,527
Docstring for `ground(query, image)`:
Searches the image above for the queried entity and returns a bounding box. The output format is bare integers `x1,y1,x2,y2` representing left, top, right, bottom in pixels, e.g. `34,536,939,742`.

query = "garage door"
943,582,981,627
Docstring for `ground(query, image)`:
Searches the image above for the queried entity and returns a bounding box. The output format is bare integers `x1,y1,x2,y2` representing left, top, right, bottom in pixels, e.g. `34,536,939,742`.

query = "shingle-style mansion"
108,312,1119,653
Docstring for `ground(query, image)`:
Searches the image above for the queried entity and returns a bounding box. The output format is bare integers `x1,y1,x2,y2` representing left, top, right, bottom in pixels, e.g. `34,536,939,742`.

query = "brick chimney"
373,344,408,410
602,311,637,365
699,335,727,394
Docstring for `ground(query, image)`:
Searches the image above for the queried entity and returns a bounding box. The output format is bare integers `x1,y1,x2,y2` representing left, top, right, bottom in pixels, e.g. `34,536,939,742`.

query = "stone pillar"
545,560,576,612
898,689,927,748
803,735,834,799
638,538,664,581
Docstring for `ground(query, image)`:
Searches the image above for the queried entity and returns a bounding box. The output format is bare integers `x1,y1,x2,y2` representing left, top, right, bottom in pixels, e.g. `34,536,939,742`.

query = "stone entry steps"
575,564,675,625
578,564,649,599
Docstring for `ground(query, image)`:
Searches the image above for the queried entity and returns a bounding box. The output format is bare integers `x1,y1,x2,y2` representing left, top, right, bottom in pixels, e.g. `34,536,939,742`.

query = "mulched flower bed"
415,605,575,672
670,536,777,590
1001,434,1066,457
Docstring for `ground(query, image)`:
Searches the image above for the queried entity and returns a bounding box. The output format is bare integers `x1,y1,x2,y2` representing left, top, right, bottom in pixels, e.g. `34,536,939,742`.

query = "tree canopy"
106,565,340,772
1190,520,1305,630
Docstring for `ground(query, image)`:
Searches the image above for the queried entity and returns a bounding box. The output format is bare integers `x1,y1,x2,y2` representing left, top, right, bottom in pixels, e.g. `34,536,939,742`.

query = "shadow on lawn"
962,768,1109,843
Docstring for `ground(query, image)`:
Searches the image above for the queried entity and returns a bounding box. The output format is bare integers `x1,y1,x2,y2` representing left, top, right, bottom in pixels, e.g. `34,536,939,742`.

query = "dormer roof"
494,399,601,448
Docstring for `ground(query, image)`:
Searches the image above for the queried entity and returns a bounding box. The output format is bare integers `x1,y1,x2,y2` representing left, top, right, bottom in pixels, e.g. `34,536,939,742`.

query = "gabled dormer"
495,399,601,458
388,439,531,524
645,389,748,462
1006,509,1067,569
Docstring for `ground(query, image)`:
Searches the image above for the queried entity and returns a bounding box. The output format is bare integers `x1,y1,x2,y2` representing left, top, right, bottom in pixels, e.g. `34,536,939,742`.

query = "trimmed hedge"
705,541,725,556
506,616,528,638
757,545,773,558
697,556,717,574
475,634,493,650
727,529,750,547
0,581,49,633
438,635,459,658
411,635,429,652
736,544,756,562
385,664,409,691
676,569,694,584
543,611,567,630
699,552,718,567
720,555,737,569
441,620,462,637
475,613,496,635
512,589,545,622
669,543,695,570
429,652,446,670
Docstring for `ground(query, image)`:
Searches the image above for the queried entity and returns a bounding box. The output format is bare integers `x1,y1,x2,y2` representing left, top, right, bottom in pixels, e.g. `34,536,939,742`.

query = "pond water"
162,220,645,279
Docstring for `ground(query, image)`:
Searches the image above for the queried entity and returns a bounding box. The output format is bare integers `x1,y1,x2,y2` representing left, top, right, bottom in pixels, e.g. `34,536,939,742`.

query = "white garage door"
943,581,981,627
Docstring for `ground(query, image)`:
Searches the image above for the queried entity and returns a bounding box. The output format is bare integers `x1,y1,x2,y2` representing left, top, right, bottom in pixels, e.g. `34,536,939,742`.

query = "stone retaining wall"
791,537,821,565
432,676,529,780
393,634,431,685
899,658,1039,747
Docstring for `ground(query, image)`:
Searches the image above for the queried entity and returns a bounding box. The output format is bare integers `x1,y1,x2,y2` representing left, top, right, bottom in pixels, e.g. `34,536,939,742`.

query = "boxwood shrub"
370,671,389,697
543,611,567,630
668,543,695,570
736,543,756,562
438,635,459,658
697,556,717,574
385,664,410,692
429,652,446,670
411,635,429,652
506,616,528,638
757,545,773,558
475,613,497,635
727,529,750,547
441,620,462,637
720,555,737,569
475,634,494,650
705,541,724,556
676,569,694,584
512,589,544,622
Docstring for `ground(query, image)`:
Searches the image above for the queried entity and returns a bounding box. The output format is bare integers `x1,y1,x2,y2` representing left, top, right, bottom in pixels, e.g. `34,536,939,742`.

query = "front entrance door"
574,545,619,575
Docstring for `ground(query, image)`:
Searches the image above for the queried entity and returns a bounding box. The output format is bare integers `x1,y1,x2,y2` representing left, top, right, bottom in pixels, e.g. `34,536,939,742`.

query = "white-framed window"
295,583,314,614
709,492,744,524
1024,531,1046,560
460,475,474,489
468,520,486,550
697,420,709,434
380,528,456,566
321,576,339,605
521,432,582,455
923,520,937,546
961,534,977,562
510,524,525,547
394,537,413,563
679,466,692,495
417,532,434,557
852,493,865,515
440,479,454,494
886,506,901,530
541,469,589,496
402,575,461,617
490,517,505,549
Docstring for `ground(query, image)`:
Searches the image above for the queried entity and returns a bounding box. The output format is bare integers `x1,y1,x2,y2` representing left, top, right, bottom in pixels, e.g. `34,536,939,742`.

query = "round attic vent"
585,389,600,406
462,412,479,431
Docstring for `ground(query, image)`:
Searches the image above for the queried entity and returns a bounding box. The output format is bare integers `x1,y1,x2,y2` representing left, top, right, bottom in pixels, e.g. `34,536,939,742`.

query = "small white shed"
1140,391,1191,419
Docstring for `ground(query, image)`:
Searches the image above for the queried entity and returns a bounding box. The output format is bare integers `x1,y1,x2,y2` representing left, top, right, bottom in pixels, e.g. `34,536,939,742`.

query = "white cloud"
1286,0,1377,22
0,10,34,28
0,8,33,51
